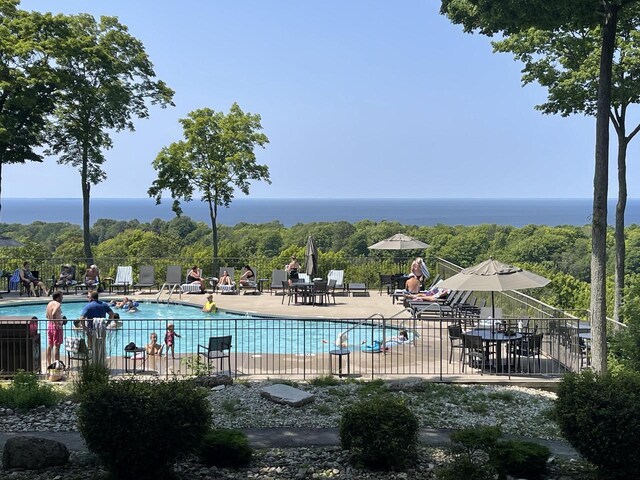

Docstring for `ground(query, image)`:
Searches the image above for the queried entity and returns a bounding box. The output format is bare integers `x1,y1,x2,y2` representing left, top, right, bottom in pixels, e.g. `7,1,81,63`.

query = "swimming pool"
0,301,400,356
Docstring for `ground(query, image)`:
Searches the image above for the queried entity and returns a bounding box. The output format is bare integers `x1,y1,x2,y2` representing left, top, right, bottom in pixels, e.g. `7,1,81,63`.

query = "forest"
2,217,638,317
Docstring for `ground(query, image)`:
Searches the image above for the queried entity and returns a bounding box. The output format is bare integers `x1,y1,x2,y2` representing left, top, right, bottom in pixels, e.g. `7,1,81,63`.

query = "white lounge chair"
109,266,133,294
328,270,345,293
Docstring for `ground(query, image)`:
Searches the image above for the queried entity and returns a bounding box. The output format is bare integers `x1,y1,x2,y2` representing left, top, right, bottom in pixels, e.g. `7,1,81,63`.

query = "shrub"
436,456,495,480
449,425,501,457
555,370,640,479
309,375,340,387
78,379,211,479
339,394,419,471
198,429,252,468
0,371,59,410
435,426,501,480
73,361,110,400
492,439,550,480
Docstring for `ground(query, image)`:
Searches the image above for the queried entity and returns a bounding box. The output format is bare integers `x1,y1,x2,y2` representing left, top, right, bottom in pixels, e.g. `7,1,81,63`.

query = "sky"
5,0,638,199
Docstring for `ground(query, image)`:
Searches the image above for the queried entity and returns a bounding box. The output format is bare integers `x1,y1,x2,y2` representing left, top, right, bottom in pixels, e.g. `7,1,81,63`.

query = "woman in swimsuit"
286,256,300,284
239,265,255,286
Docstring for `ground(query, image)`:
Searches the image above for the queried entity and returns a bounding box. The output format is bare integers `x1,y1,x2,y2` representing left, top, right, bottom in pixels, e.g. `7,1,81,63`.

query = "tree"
148,104,270,267
0,0,67,217
440,0,639,372
46,13,174,264
492,6,640,323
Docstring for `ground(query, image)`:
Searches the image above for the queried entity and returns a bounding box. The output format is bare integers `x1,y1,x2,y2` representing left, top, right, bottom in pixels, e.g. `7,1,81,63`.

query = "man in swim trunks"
46,291,64,366
80,291,115,348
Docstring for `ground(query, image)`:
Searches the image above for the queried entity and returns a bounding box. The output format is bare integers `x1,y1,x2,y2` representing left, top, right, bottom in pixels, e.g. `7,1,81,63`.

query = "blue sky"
7,0,636,199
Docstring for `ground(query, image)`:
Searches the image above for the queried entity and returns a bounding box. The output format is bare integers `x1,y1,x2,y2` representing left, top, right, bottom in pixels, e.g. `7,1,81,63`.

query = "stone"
194,375,233,388
260,384,315,407
2,436,69,470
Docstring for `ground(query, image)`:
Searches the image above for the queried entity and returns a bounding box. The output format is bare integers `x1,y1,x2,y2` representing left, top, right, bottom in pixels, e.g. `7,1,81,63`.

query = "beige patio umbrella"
368,233,428,250
437,257,550,317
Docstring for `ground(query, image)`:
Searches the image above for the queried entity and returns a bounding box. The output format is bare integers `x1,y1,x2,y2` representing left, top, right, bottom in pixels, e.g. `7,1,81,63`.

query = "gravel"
0,379,588,479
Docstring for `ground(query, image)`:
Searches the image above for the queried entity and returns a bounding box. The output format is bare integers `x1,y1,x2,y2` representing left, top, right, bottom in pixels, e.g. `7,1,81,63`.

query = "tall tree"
46,13,174,264
0,0,67,217
441,0,637,372
148,104,270,267
492,6,640,323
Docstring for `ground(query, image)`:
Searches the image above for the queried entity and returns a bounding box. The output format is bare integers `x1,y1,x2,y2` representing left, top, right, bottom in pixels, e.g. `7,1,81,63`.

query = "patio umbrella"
304,235,318,279
437,257,550,317
0,236,23,247
368,233,429,250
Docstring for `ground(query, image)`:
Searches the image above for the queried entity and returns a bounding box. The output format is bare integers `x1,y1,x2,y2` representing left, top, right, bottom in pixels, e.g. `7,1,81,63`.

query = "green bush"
198,429,252,468
436,456,495,480
78,379,211,479
492,439,550,480
339,394,419,471
555,370,640,479
73,361,110,400
449,425,501,457
0,371,59,410
308,375,340,387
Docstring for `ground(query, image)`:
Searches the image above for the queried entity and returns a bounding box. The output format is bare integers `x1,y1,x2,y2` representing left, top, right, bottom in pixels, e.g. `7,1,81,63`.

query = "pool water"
0,301,400,356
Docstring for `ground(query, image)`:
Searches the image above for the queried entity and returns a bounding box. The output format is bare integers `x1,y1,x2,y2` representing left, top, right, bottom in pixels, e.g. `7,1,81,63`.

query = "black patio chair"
197,335,232,375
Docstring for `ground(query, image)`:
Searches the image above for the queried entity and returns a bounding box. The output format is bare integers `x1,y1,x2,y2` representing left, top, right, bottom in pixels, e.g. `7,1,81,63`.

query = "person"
379,330,410,351
406,288,449,302
217,270,233,287
79,291,115,348
239,265,255,286
111,296,130,308
404,274,421,294
411,257,425,281
84,264,100,290
164,322,181,359
202,294,217,312
146,332,163,356
19,261,46,296
57,265,74,287
46,291,64,366
186,265,206,293
286,256,300,284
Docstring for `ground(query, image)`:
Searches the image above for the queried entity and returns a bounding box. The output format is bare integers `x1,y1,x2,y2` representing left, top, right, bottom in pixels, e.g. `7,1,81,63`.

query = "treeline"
4,217,640,315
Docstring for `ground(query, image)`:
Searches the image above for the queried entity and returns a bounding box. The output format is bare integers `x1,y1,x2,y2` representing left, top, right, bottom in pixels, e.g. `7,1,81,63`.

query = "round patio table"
467,328,523,373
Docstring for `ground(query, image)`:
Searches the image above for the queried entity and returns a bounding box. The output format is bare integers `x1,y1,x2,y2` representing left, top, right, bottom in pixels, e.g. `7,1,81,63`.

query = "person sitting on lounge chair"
19,261,46,296
186,265,206,293
239,265,255,286
217,270,233,288
404,274,421,294
406,288,449,302
84,264,100,290
57,265,75,287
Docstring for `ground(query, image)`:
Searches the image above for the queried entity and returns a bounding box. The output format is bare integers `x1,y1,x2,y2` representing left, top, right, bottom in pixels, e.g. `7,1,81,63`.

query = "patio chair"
109,266,133,294
326,278,338,304
181,267,205,294
157,265,182,298
312,280,329,306
281,280,294,305
379,274,393,296
197,335,232,374
515,333,544,373
447,324,464,363
65,337,89,371
53,265,77,293
270,269,287,295
461,333,488,374
133,265,157,293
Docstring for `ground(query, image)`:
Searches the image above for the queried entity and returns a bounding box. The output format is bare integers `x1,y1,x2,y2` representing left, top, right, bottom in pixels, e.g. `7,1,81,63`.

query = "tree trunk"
0,161,3,220
590,3,619,373
613,137,627,326
81,145,93,265
208,199,218,274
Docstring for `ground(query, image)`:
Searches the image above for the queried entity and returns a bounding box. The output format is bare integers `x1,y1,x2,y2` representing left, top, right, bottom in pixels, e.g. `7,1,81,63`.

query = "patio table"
467,328,523,373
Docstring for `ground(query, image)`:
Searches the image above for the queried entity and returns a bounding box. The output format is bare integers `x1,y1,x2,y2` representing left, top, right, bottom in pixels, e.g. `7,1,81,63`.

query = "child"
146,332,163,356
202,294,216,313
164,322,181,359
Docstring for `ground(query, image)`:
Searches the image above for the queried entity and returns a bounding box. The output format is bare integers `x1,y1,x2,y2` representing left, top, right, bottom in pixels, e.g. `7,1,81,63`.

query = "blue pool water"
0,301,398,355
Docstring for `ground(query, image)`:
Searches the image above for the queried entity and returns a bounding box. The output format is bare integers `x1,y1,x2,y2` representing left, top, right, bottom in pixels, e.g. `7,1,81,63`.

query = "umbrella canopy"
437,258,550,292
437,257,550,318
304,236,318,279
368,233,429,251
0,236,23,247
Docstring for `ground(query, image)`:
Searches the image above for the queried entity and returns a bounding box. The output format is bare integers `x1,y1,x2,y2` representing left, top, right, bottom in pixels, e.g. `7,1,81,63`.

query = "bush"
339,394,419,471
198,429,252,468
555,370,640,479
0,371,59,410
73,361,110,400
436,456,495,480
308,375,340,387
78,379,211,479
449,425,501,457
493,439,550,480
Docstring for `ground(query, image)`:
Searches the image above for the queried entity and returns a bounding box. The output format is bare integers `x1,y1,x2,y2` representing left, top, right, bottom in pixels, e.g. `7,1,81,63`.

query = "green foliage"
0,371,59,410
555,370,640,479
493,439,550,480
198,429,252,468
449,425,501,457
73,361,110,401
339,395,419,471
77,379,211,480
436,456,495,480
308,375,340,387
609,280,640,372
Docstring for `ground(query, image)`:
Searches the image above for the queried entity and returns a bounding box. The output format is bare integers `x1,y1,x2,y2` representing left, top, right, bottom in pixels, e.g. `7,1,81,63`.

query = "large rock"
3,436,69,470
260,384,315,407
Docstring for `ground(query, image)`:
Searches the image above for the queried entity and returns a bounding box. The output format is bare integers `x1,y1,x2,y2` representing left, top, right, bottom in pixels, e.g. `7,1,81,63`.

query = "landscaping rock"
2,436,69,470
387,378,426,392
194,375,233,388
260,384,315,407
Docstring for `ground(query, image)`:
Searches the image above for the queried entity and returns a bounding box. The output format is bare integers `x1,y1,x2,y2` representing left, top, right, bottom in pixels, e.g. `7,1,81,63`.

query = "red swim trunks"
47,323,63,346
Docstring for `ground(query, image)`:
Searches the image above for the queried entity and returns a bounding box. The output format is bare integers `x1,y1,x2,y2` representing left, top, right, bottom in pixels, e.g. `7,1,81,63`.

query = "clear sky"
6,0,638,199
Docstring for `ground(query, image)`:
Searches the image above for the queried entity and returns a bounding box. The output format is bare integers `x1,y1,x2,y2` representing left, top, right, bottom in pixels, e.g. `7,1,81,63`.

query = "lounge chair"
157,265,182,298
109,266,133,294
181,266,205,294
133,265,157,293
327,270,345,294
53,265,77,293
269,269,287,295
239,266,259,295
215,267,236,294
